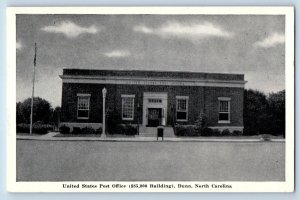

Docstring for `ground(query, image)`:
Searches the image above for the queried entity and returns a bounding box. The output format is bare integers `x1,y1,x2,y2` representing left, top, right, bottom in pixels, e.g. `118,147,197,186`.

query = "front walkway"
16,132,285,142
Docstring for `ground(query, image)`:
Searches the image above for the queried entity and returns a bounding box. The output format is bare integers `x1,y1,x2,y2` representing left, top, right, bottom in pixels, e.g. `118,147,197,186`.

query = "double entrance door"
147,108,162,127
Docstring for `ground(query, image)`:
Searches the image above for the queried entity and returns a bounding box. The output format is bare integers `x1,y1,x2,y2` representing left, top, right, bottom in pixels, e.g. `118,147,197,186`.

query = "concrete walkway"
16,132,285,142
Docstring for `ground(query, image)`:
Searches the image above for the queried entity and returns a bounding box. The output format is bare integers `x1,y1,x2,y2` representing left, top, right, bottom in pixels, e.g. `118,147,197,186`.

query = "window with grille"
176,96,189,121
148,98,162,103
77,94,90,119
122,95,135,120
218,97,231,123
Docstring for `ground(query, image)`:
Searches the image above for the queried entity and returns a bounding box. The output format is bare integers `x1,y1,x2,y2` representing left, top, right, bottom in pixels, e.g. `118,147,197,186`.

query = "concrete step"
138,126,175,137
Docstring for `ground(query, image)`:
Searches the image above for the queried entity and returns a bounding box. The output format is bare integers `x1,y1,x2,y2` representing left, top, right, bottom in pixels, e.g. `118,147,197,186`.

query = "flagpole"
30,43,37,135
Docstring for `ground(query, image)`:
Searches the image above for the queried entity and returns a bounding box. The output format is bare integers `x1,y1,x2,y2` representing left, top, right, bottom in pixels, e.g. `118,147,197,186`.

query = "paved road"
16,140,285,181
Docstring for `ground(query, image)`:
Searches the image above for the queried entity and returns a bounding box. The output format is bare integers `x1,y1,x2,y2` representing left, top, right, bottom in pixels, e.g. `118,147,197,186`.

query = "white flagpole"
29,43,37,135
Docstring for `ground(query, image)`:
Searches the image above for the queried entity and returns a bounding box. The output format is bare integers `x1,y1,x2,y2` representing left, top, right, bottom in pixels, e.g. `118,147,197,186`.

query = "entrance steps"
138,126,175,137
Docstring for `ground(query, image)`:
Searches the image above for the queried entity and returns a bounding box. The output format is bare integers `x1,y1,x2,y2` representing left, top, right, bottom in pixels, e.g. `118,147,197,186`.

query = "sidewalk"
16,132,285,142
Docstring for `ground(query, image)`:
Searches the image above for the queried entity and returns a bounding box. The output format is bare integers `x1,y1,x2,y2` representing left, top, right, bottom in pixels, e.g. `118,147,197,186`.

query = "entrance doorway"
142,92,168,127
147,108,162,127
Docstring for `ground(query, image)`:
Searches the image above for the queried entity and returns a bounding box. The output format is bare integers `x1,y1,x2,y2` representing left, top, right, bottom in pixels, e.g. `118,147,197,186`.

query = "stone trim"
60,75,246,88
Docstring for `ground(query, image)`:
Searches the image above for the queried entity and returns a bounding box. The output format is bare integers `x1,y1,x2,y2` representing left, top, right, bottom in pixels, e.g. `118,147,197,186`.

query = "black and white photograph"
7,7,294,192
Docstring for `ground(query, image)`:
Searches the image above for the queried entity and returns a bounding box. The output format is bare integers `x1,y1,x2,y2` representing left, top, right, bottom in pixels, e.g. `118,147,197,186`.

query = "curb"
16,136,285,143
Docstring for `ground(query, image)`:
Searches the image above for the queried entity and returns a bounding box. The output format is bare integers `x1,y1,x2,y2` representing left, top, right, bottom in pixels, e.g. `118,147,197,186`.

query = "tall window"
122,95,135,120
218,97,231,123
176,96,189,121
77,94,90,119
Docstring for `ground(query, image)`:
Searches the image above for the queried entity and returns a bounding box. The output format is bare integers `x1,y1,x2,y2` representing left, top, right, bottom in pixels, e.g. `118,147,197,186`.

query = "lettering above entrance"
61,76,246,88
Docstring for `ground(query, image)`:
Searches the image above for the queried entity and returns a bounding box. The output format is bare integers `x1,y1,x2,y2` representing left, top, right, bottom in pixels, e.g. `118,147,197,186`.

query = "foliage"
221,129,231,136
244,89,285,136
59,125,70,134
51,106,61,127
107,109,122,134
16,97,54,124
108,124,137,135
59,126,102,135
72,127,81,135
81,127,96,134
17,123,52,134
232,130,243,136
106,109,137,135
123,124,137,135
201,127,213,137
174,125,198,136
16,102,25,124
212,129,221,136
95,127,103,135
194,112,207,134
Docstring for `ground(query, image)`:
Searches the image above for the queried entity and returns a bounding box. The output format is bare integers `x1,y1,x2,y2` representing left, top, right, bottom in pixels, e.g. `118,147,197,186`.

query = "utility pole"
29,43,37,135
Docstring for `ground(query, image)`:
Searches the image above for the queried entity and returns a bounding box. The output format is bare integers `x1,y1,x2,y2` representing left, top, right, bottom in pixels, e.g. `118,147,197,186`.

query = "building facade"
60,69,246,132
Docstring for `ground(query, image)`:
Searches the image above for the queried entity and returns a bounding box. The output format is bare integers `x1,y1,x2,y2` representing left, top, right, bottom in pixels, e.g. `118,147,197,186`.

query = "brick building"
59,68,246,132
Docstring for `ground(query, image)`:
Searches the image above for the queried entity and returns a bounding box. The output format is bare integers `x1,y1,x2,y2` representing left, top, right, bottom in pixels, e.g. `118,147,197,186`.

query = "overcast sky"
16,14,285,107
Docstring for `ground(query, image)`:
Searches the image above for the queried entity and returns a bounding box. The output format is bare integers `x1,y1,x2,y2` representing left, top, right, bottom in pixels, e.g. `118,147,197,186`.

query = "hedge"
17,123,53,134
59,125,70,134
59,126,102,135
108,124,137,135
174,125,243,137
174,125,198,136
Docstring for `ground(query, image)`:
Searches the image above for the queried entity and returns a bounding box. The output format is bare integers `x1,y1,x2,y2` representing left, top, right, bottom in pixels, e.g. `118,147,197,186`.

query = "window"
148,98,162,103
77,94,91,119
218,97,231,123
176,96,189,121
122,95,135,120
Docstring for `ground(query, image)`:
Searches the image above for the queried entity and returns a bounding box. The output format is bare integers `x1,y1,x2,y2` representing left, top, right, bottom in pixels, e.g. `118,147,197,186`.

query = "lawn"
16,140,285,181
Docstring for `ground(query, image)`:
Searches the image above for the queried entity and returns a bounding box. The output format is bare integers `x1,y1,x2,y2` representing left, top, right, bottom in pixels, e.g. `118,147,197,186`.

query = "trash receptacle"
157,126,164,140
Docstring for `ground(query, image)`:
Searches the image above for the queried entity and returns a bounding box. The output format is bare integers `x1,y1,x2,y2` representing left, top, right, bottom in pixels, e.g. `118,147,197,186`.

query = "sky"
16,14,285,107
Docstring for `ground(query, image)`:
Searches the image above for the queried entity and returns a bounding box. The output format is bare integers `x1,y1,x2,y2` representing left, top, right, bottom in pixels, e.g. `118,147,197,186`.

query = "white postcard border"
6,6,294,193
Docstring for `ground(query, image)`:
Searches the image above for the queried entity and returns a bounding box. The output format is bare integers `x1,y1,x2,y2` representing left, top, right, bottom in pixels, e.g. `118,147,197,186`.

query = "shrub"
59,125,70,134
95,127,102,135
201,127,213,137
174,125,197,136
261,134,271,141
124,124,137,135
221,129,231,136
107,110,122,134
108,124,137,135
81,127,96,134
72,127,81,135
212,129,221,137
195,113,207,133
17,123,51,134
111,124,124,134
232,130,243,136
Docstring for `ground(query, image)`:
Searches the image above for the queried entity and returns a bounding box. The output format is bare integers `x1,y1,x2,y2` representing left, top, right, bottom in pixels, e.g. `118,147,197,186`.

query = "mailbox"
157,126,164,140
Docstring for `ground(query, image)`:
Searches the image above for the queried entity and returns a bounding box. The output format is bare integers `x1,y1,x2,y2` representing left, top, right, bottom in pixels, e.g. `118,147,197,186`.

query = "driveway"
16,140,285,181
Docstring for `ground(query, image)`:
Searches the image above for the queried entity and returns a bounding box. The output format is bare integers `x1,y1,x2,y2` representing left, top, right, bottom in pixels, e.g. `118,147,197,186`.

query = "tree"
244,89,285,136
267,90,285,136
18,97,53,124
243,89,268,135
50,106,61,127
16,102,25,123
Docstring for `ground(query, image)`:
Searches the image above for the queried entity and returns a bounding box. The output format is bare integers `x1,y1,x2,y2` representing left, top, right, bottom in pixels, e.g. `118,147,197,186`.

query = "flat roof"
62,68,244,81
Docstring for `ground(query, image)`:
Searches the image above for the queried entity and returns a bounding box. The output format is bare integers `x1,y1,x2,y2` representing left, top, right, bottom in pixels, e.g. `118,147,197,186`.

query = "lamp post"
102,87,107,138
137,102,140,135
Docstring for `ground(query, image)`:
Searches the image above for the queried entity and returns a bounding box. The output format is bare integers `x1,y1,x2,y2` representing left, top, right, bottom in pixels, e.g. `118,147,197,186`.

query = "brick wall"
61,83,243,127
204,87,244,127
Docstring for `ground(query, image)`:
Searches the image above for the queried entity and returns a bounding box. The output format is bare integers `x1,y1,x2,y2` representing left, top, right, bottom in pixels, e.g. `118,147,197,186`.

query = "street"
16,140,285,181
